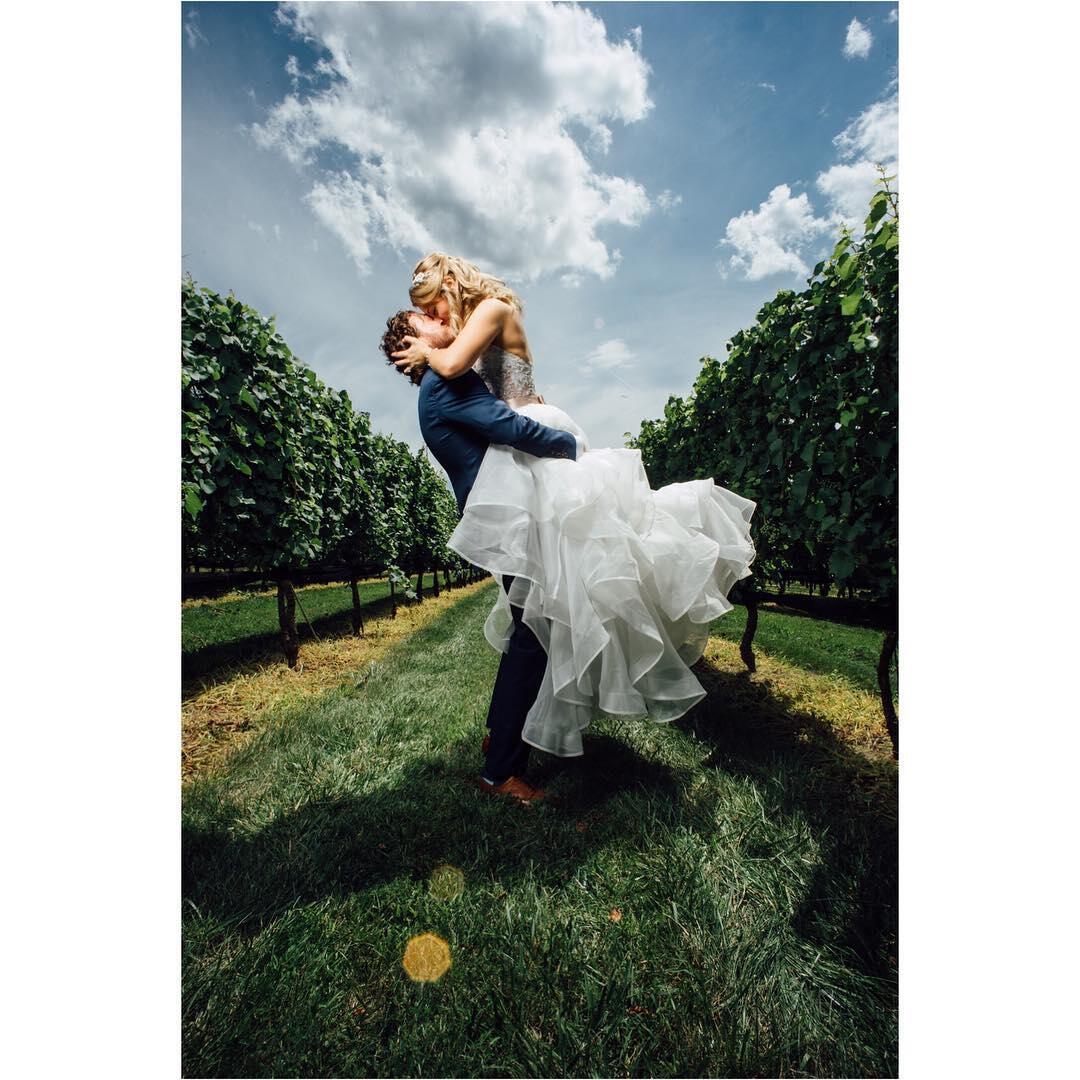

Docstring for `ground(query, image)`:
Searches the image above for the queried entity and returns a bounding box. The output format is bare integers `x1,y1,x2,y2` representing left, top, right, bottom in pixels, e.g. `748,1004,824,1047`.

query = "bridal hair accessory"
411,271,431,287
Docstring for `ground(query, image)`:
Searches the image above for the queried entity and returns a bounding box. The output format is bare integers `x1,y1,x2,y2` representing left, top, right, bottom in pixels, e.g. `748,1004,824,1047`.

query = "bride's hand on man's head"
391,335,428,374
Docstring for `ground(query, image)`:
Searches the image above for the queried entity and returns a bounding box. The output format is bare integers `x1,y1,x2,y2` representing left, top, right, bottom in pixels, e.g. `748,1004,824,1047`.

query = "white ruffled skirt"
448,403,756,757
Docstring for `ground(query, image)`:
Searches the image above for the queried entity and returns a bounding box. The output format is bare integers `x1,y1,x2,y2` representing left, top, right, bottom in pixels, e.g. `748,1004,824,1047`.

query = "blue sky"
182,1,898,452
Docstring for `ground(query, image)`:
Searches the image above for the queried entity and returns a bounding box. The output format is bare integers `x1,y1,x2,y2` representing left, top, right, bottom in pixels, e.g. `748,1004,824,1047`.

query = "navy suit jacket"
417,367,577,513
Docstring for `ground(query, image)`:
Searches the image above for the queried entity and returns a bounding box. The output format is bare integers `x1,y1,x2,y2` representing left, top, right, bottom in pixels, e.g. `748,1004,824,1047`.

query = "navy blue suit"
418,367,576,512
416,367,576,783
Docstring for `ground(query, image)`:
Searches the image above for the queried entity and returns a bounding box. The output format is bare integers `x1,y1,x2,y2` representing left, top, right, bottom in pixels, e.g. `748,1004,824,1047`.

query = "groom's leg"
483,575,546,783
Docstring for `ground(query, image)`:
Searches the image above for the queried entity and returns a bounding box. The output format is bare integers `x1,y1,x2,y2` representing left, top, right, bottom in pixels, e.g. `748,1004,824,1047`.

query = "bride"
392,252,756,759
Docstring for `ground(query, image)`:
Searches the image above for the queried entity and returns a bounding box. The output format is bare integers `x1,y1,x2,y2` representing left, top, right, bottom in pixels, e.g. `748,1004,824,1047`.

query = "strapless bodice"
473,345,540,405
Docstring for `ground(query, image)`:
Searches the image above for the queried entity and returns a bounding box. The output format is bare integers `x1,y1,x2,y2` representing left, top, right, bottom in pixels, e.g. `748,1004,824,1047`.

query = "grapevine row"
628,175,899,751
181,276,479,668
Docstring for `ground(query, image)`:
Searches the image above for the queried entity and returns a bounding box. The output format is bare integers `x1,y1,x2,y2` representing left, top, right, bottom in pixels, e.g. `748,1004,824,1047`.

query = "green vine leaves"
628,175,898,600
182,277,469,582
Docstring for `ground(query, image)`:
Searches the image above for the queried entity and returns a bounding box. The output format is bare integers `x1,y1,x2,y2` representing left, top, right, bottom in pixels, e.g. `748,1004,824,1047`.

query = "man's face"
408,311,454,349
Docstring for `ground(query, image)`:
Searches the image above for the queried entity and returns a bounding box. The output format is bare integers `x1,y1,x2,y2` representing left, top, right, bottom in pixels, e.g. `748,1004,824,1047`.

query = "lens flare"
402,932,452,982
428,863,465,901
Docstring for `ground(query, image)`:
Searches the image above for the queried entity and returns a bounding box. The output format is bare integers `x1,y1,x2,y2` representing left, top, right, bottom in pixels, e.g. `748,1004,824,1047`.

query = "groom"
380,310,578,805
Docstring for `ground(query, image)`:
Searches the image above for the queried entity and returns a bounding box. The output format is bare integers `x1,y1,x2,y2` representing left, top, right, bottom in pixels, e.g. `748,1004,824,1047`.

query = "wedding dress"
447,345,756,757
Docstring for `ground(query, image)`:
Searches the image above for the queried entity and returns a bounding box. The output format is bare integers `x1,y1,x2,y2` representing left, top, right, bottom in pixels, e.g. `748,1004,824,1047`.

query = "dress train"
448,403,756,757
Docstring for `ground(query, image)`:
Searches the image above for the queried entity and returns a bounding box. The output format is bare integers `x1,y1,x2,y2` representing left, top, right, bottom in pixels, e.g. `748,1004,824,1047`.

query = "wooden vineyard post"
415,570,424,603
431,563,440,597
389,576,397,617
877,628,899,757
349,577,365,636
277,576,300,668
740,591,758,673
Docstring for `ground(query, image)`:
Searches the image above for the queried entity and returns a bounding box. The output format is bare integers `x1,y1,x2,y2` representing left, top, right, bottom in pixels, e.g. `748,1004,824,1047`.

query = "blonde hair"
409,252,522,337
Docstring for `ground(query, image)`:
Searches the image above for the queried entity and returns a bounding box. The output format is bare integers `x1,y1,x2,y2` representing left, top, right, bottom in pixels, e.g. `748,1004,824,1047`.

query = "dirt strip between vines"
182,580,491,782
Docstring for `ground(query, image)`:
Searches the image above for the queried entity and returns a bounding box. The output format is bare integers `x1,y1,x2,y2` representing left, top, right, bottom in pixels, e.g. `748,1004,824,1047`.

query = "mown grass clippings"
709,601,899,701
181,580,489,781
689,633,897,817
182,574,455,686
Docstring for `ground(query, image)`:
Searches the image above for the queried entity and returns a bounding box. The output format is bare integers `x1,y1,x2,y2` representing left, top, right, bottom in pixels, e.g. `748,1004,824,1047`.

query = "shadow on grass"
184,661,895,984
182,580,898,1077
677,657,898,977
182,731,683,938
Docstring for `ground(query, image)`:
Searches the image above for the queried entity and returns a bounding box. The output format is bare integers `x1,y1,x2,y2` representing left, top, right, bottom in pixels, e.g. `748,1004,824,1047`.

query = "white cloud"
593,317,605,330
887,9,899,24
843,18,873,59
587,123,614,155
303,173,377,272
815,160,888,225
721,89,898,279
246,219,266,237
833,92,898,165
285,55,310,90
816,90,898,229
758,82,777,93
657,190,682,212
252,1,654,282
586,339,635,371
721,184,832,281
184,11,208,50
273,224,282,242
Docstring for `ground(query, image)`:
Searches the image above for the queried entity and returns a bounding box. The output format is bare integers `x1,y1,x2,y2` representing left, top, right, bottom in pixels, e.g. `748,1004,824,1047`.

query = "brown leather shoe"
472,774,549,805
481,734,491,756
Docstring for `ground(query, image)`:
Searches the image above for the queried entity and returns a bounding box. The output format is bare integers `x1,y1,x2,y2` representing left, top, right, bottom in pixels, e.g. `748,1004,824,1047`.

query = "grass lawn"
183,582,897,1078
183,574,445,687
709,602,898,701
181,578,487,780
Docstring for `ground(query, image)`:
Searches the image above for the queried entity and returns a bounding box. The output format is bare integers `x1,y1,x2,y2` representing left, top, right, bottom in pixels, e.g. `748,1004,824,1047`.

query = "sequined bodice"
473,345,540,405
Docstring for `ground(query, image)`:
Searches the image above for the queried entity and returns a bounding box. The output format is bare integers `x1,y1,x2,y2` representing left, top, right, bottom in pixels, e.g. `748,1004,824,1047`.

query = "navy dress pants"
483,575,547,783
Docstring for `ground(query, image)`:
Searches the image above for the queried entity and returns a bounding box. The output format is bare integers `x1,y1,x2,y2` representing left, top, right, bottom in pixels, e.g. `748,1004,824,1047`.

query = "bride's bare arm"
392,298,507,379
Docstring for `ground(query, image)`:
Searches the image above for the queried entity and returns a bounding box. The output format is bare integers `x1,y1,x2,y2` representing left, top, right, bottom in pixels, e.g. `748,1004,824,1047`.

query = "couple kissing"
379,252,757,806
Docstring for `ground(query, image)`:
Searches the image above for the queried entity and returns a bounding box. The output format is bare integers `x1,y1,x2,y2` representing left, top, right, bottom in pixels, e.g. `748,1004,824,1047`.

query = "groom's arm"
438,372,580,460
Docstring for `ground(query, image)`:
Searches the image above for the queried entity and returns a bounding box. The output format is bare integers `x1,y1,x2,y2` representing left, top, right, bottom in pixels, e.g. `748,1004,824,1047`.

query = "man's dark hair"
380,310,424,387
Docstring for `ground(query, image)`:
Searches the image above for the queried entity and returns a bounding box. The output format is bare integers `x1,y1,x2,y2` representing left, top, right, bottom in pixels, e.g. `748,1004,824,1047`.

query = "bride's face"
420,293,451,325
421,295,451,324
418,273,454,325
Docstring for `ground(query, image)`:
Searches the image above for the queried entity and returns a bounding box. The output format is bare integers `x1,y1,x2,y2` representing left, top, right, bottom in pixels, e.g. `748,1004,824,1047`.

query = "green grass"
710,603,898,700
183,575,444,685
183,583,897,1078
